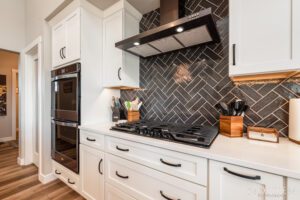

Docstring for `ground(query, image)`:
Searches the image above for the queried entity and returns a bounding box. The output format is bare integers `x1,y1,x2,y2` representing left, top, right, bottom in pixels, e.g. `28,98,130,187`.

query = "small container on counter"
219,115,243,137
127,111,140,122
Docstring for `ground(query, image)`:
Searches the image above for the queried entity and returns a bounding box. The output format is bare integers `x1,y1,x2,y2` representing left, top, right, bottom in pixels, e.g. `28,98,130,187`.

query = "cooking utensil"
220,102,229,116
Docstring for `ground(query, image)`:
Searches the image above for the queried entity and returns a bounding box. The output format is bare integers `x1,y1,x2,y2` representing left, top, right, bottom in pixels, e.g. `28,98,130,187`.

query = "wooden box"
127,111,140,122
247,126,279,143
220,115,243,137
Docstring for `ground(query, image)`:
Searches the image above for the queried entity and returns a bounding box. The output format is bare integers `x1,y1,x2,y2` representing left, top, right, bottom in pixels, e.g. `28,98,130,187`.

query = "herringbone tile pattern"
122,0,300,137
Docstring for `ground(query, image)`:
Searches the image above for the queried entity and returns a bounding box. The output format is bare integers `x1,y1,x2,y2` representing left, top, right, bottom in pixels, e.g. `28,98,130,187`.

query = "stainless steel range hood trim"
115,8,220,58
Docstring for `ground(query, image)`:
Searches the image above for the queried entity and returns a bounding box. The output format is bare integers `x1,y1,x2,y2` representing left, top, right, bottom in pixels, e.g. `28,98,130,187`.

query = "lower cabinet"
80,144,105,200
105,153,207,200
287,178,300,200
52,161,81,193
105,183,136,200
209,160,285,200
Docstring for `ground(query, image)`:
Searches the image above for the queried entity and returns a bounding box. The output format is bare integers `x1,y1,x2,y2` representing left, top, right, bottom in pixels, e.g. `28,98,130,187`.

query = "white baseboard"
17,157,25,165
0,136,14,142
39,173,57,184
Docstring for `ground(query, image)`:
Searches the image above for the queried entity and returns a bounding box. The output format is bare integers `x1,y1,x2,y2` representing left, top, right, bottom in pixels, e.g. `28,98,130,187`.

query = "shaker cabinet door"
293,0,300,66
209,161,285,200
65,9,81,64
52,9,81,68
229,0,296,76
52,22,67,68
103,10,123,87
80,144,104,200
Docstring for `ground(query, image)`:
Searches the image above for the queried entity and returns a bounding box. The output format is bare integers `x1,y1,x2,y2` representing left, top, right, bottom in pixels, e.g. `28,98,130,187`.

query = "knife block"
219,115,243,137
127,111,140,122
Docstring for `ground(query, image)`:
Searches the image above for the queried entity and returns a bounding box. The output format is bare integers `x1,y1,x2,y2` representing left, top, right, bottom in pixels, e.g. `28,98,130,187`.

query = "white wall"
25,0,65,44
0,0,26,52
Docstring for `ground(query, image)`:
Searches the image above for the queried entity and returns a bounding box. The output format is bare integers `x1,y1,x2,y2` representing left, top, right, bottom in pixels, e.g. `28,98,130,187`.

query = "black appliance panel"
51,120,79,173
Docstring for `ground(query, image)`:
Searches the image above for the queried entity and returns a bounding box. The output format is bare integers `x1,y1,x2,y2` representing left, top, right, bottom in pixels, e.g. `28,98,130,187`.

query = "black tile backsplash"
121,0,300,137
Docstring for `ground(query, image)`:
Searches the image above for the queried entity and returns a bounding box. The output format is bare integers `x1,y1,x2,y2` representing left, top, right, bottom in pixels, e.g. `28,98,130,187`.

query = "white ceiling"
87,0,160,14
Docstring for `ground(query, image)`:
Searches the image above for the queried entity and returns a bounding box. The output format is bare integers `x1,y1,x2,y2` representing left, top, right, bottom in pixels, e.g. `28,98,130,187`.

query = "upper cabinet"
102,1,142,89
52,9,81,68
229,0,300,78
293,0,300,66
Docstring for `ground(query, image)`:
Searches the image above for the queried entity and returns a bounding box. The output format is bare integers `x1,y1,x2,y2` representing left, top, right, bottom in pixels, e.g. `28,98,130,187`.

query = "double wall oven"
51,63,80,173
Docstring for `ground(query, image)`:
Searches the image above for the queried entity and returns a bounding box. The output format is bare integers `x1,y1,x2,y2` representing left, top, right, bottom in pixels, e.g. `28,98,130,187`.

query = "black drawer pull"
160,191,180,200
232,44,236,66
160,159,181,167
116,146,129,152
55,170,61,175
116,171,129,179
68,178,75,185
224,167,261,180
86,137,96,142
98,159,103,175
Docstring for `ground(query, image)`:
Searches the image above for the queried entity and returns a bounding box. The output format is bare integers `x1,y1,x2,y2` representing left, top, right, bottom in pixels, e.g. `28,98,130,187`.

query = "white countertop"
80,123,300,179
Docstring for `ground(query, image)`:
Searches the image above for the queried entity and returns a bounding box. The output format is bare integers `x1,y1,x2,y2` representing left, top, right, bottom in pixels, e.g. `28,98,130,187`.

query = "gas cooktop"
111,121,219,148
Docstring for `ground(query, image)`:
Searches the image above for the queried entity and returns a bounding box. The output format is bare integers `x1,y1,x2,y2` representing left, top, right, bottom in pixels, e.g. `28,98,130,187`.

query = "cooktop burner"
111,121,219,148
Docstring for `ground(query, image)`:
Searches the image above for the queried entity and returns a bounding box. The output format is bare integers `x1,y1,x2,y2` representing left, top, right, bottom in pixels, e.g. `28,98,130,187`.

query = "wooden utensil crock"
219,115,243,137
127,111,140,122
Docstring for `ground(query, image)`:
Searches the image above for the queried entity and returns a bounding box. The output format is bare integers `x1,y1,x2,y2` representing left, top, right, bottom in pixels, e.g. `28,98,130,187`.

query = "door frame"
19,36,43,167
11,69,18,141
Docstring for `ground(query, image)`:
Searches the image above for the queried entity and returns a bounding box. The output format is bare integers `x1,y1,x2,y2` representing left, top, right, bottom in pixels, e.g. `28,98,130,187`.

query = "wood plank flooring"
0,142,85,200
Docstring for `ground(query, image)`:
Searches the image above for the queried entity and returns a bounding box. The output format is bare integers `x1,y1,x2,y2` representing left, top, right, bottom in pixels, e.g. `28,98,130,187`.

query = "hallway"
0,142,85,200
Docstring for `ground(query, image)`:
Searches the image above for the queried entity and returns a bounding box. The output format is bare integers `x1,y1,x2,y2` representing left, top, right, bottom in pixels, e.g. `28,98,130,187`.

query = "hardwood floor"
0,142,85,200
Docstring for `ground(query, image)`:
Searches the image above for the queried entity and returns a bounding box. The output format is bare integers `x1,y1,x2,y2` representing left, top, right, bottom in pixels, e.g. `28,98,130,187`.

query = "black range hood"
115,0,220,58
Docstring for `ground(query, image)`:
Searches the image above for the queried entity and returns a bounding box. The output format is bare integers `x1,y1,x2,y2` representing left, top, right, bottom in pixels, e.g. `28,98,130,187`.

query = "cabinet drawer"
105,136,207,185
80,130,104,150
52,161,80,192
105,183,137,200
209,160,285,200
105,154,207,200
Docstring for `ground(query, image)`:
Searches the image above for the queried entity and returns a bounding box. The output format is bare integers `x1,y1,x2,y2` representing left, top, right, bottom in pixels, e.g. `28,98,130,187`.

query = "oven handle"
51,120,78,128
51,73,78,82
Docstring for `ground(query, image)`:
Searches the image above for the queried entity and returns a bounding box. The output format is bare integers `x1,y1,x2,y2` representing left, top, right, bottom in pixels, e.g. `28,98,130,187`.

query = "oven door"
51,73,80,122
51,120,79,173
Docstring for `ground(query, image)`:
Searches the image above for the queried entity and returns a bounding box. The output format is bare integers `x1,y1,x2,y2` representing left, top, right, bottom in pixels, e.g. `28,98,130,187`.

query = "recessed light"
176,27,184,33
134,42,140,46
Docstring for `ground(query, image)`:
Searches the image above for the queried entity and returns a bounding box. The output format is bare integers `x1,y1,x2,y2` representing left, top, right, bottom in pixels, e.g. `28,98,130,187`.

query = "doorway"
19,37,42,169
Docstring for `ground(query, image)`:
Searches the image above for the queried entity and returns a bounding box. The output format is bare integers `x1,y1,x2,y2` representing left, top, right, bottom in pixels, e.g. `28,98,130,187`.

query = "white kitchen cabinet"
229,0,299,77
80,144,104,200
293,0,300,65
209,160,285,200
105,183,137,200
52,160,81,193
287,178,300,200
105,154,207,200
102,1,142,88
52,9,81,68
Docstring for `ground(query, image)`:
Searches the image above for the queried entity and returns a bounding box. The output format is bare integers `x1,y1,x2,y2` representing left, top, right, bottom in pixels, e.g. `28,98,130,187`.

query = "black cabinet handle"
160,191,180,200
68,178,75,185
116,146,129,152
55,170,61,175
160,159,181,167
116,171,129,179
62,46,66,59
98,159,103,175
224,167,261,180
118,67,122,80
232,44,236,66
59,48,63,59
86,137,96,142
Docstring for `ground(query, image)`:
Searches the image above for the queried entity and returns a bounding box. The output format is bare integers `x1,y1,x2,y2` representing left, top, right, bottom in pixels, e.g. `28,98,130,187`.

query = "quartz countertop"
80,123,300,179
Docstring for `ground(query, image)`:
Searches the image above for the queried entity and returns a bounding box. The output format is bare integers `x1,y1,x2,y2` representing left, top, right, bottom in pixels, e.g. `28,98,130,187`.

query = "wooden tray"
247,126,279,143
